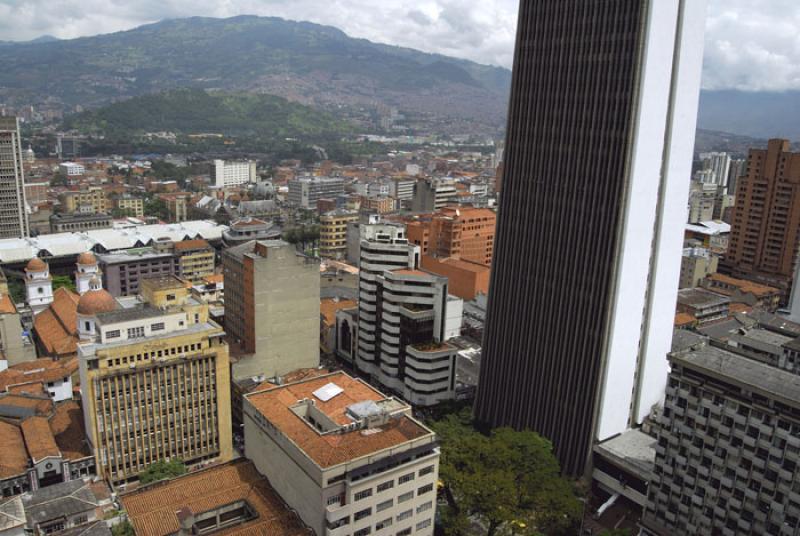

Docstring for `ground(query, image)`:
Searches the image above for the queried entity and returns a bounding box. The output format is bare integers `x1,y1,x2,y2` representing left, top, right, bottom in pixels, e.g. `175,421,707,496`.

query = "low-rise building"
59,187,108,215
171,239,215,283
701,273,781,311
98,248,176,297
320,210,359,259
50,213,113,234
679,246,719,289
22,480,107,536
359,195,395,215
675,288,730,325
244,371,440,536
222,218,282,247
57,163,85,177
112,195,144,218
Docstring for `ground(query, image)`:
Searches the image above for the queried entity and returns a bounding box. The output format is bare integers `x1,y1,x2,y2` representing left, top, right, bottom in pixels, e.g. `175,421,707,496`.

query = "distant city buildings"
288,177,345,209
0,117,30,238
411,178,457,212
211,159,257,188
50,212,113,233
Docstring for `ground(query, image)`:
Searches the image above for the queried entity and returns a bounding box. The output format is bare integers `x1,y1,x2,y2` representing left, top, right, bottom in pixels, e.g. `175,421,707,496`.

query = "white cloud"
0,0,798,91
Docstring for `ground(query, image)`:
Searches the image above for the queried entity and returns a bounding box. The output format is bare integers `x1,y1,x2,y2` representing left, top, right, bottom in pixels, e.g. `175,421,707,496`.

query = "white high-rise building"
212,159,257,188
699,151,732,190
0,117,29,238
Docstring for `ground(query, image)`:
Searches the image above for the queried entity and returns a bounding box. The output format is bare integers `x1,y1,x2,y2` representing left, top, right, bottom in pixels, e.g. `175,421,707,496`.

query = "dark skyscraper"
474,1,707,475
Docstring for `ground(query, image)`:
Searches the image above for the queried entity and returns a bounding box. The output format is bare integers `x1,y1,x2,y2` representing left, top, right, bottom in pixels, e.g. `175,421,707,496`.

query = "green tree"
111,521,135,536
139,459,187,485
7,279,25,304
432,413,582,536
144,198,170,221
52,275,76,293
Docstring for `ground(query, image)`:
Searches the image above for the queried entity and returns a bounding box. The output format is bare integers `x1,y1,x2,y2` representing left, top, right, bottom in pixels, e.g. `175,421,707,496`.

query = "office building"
244,371,440,536
410,178,457,212
98,248,176,297
474,0,708,475
0,117,29,238
170,239,215,283
288,177,345,209
50,213,113,233
643,343,800,535
355,227,462,405
390,177,416,205
722,139,800,292
320,210,359,259
211,159,257,188
406,206,496,266
77,276,233,484
222,240,320,379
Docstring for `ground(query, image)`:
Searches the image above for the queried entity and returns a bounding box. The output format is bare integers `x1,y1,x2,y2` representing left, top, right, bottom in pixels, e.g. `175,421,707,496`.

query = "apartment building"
171,239,215,283
320,210,359,259
212,159,257,188
359,195,395,215
98,248,176,297
112,195,144,218
59,187,108,214
77,277,233,483
406,206,496,266
676,288,730,325
679,246,719,289
0,117,30,238
644,343,800,535
244,371,439,536
288,177,346,209
221,240,320,379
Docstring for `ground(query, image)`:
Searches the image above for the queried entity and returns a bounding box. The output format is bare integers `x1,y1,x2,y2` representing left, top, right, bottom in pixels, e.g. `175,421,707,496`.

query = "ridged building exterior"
0,117,29,238
474,0,707,475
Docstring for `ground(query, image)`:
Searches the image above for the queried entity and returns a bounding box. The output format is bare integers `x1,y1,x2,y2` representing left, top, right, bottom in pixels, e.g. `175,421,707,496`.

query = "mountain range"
0,15,797,142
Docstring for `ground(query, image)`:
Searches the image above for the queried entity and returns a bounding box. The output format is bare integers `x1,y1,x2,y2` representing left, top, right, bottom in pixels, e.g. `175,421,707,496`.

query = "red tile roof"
0,421,28,479
21,416,60,462
33,288,80,358
50,401,91,461
0,358,77,394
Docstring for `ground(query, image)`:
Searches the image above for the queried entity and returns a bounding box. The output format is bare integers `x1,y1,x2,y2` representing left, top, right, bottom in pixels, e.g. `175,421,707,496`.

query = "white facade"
25,263,53,316
596,0,708,440
58,162,85,176
75,261,101,295
699,151,732,189
212,159,256,188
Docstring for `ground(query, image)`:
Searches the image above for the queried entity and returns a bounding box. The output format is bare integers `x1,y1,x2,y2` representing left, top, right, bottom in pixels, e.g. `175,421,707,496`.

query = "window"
128,326,145,339
166,294,176,301
397,529,412,536
417,484,433,496
397,510,412,522
326,495,343,506
416,502,432,514
106,330,120,339
375,518,392,530
398,491,413,503
354,528,371,536
399,473,415,484
419,465,434,477
416,519,431,531
354,508,372,522
355,489,373,501
377,480,394,493
73,515,89,525
376,499,393,512
151,322,165,332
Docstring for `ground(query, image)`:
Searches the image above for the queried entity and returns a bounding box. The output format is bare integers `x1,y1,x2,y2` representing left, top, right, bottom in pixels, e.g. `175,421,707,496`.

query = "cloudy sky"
0,0,798,92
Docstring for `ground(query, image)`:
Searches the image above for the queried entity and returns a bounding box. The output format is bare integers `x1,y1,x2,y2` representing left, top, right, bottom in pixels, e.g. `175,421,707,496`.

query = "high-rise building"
474,0,708,475
699,151,732,189
211,159,257,188
354,226,462,406
320,209,359,259
244,371,440,536
221,240,320,379
722,140,800,293
77,276,233,484
0,117,30,238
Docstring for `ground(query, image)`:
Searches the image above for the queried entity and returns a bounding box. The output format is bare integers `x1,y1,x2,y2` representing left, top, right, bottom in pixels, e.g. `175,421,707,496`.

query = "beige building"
679,246,719,288
222,240,320,379
244,371,440,536
59,187,109,214
77,276,233,484
172,239,215,283
113,196,144,218
320,210,359,259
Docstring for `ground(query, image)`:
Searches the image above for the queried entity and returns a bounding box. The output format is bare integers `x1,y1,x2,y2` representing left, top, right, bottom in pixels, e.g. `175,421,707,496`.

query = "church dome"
76,252,97,265
77,288,117,315
25,258,47,272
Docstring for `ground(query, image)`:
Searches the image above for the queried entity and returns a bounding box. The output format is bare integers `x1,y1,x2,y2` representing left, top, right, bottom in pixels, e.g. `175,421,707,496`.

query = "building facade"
320,210,359,259
112,195,144,218
679,246,719,289
288,177,346,209
171,239,215,283
244,371,440,536
722,139,800,292
98,248,176,297
0,117,29,238
407,207,496,266
410,178,457,213
50,213,113,233
59,188,108,214
474,0,708,475
212,159,257,188
222,240,320,379
77,277,233,484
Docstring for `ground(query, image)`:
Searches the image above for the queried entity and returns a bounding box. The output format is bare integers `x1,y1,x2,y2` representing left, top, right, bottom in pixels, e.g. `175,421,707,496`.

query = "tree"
144,198,170,221
138,459,186,485
52,275,76,293
7,279,25,304
431,412,582,536
111,521,135,536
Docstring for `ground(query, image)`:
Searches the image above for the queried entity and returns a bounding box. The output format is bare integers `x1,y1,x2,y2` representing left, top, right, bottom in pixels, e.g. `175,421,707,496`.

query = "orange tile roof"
0,393,53,415
33,287,80,358
173,239,211,251
246,372,432,468
6,382,47,396
675,312,697,327
0,358,77,394
50,401,92,461
320,299,357,327
21,416,60,462
0,420,28,479
729,303,754,315
707,273,779,297
203,274,224,285
0,294,16,314
121,460,308,536
424,256,490,273
253,368,331,393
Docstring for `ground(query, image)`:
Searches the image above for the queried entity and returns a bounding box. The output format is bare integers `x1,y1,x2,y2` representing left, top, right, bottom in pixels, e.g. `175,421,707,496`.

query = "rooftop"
0,358,77,394
0,496,25,532
676,288,730,309
121,460,308,536
672,345,800,407
21,416,60,462
706,273,779,297
0,420,28,479
24,480,99,527
173,239,212,252
33,288,80,357
246,372,433,468
594,429,656,479
95,306,166,326
320,298,357,327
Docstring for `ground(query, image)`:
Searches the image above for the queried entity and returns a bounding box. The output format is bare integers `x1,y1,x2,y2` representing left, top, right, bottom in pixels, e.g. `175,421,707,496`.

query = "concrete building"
420,256,490,301
222,218,281,247
679,246,719,289
320,210,359,259
59,188,108,215
244,371,440,536
474,0,708,475
221,240,320,379
211,159,257,188
77,276,233,484
22,480,104,536
676,288,730,325
57,163,85,177
112,195,144,218
410,178,457,213
699,151,732,189
49,213,113,233
389,177,415,206
406,207,496,266
723,140,800,293
157,193,188,223
359,195,395,215
687,181,718,224
98,248,176,297
0,117,30,238
701,273,781,311
170,239,215,283
643,343,800,535
355,227,462,406
288,177,345,209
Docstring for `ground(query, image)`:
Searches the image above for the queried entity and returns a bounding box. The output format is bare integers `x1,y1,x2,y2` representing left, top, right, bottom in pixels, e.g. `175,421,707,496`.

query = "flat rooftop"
672,345,800,407
246,371,433,468
676,288,729,308
121,460,307,536
594,429,656,478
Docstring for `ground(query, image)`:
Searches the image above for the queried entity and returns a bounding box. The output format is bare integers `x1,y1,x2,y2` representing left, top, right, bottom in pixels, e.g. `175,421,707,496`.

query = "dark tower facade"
474,0,707,475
